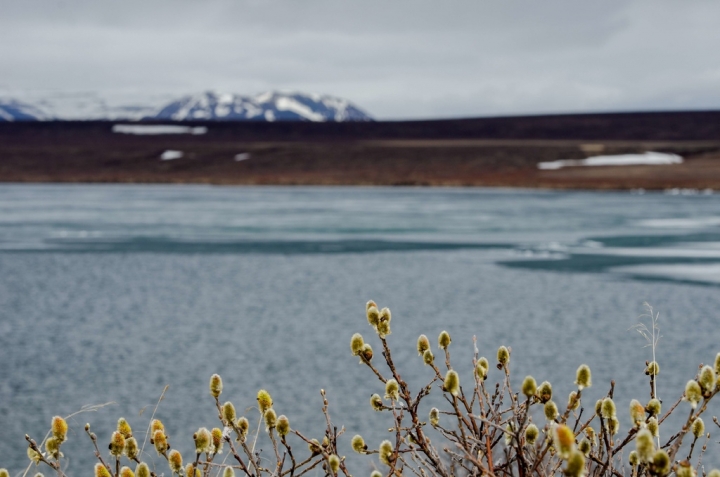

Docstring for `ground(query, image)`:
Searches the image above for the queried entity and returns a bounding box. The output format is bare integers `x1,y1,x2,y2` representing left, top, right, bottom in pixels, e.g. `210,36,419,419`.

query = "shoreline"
2,113,720,190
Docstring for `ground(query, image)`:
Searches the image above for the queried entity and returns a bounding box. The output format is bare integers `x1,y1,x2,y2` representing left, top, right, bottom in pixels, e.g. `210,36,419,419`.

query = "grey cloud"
1,0,719,119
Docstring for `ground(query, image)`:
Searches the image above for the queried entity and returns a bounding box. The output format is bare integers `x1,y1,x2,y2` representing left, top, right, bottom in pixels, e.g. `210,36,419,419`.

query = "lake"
1,184,719,473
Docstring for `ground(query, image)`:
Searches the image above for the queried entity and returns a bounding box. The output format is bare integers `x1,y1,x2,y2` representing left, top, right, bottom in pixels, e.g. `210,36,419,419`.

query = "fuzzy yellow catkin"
575,364,592,390
646,361,660,376
385,379,400,400
525,424,539,445
350,333,364,356
125,437,139,460
361,344,373,361
264,408,278,431
692,417,705,438
474,362,486,381
135,462,150,477
477,356,489,373
429,408,439,427
423,349,434,365
370,394,384,411
308,439,322,455
110,431,126,457
630,399,645,427
236,417,249,441
497,346,510,366
0,470,8,477
328,455,340,474
276,415,290,437
95,464,112,477
194,427,212,454
209,374,223,398
45,437,60,459
715,353,720,375
443,370,460,396
521,376,537,398
628,450,638,466
564,450,585,477
367,303,380,328
553,424,575,460
544,400,558,421
646,398,661,416
377,307,391,336
568,391,579,410
608,417,620,436
504,422,515,446
601,398,617,419
417,334,430,355
222,401,236,423
120,468,134,477
578,438,591,456
685,380,703,409
584,427,596,446
537,381,552,403
352,435,367,453
653,450,670,476
153,429,168,455
379,440,394,466
647,417,659,437
371,472,382,477
150,419,164,435
211,428,223,453
223,467,235,477
379,307,391,323
117,418,132,438
699,365,716,394
185,464,201,477
27,447,42,465
635,429,654,463
257,389,273,413
51,416,68,443
708,470,720,477
168,450,183,474
676,461,696,477
438,331,451,349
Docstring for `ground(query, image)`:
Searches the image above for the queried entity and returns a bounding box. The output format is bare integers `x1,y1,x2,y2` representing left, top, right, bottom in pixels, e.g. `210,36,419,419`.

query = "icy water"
1,184,720,473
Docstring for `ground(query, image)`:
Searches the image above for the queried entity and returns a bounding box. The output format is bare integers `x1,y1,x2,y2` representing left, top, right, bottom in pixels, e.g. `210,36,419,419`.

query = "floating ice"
538,151,683,170
113,124,207,135
160,150,184,161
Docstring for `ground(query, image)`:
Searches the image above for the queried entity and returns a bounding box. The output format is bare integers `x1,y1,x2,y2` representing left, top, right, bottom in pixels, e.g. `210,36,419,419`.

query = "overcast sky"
1,0,720,119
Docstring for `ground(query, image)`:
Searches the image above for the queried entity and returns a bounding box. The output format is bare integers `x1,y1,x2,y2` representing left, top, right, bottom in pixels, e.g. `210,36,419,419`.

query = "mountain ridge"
0,91,373,122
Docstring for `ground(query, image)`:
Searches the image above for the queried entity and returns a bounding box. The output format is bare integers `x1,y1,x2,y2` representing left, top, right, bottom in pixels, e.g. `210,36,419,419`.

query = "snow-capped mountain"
0,91,372,122
0,99,50,121
151,91,372,122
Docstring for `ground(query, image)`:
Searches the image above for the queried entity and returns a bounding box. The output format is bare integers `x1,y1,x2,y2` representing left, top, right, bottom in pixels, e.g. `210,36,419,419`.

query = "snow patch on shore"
113,124,207,135
538,151,683,170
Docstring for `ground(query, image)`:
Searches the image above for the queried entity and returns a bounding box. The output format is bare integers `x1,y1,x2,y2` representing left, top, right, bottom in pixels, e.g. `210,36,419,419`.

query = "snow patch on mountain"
152,91,372,122
0,99,51,121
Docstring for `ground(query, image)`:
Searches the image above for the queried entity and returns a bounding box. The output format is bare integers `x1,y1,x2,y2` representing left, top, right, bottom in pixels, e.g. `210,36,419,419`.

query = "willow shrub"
11,300,720,477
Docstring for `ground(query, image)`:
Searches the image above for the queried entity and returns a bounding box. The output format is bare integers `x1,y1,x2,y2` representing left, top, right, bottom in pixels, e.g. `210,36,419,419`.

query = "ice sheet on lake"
612,263,720,284
113,124,208,135
538,151,683,170
638,217,720,228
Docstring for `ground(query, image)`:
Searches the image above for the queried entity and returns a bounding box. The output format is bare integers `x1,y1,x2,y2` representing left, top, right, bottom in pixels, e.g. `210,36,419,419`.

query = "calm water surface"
1,185,719,472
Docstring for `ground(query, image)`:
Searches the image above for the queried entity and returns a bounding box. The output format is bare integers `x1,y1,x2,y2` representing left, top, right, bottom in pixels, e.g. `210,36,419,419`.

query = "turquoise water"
1,184,719,472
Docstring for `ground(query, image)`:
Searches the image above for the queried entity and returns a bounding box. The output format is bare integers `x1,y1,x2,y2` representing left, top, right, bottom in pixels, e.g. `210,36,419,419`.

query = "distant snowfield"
538,151,683,170
113,124,207,135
